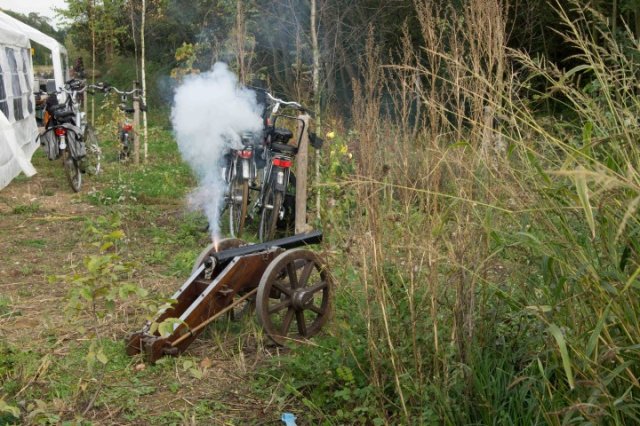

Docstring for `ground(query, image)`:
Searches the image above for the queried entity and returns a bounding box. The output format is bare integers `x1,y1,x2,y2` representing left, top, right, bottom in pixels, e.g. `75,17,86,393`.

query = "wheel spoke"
304,302,323,315
304,280,327,296
286,262,299,289
272,281,292,296
296,311,308,336
281,308,295,334
298,262,315,287
268,298,290,314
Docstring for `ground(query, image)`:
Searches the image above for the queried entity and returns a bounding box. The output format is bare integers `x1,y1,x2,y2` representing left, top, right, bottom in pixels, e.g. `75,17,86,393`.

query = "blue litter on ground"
281,412,297,426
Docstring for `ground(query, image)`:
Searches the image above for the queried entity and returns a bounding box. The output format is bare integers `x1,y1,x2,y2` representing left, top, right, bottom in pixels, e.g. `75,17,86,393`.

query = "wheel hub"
291,288,314,310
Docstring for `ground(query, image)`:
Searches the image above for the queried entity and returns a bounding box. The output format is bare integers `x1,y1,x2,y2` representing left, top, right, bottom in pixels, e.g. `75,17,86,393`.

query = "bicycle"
95,83,143,162
59,79,102,176
40,79,103,191
254,91,322,242
221,131,261,238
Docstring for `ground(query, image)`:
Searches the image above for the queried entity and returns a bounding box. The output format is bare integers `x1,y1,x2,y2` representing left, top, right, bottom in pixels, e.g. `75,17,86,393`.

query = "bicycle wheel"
259,185,283,242
62,149,82,192
84,124,102,175
228,174,249,238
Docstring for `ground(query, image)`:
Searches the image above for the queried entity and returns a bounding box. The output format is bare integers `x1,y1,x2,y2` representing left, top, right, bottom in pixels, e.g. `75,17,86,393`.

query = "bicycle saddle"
271,142,298,155
272,127,293,143
53,110,75,122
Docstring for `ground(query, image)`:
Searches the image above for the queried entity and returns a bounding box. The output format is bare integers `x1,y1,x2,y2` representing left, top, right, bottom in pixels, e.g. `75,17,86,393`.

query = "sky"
0,0,67,27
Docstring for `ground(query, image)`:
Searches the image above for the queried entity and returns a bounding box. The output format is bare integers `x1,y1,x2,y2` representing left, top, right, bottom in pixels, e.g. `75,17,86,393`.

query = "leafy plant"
60,215,150,414
0,398,19,421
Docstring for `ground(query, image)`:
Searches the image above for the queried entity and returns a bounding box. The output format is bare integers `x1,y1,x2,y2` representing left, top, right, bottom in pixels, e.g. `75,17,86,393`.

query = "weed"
12,202,40,215
169,250,199,277
0,296,12,317
16,288,32,298
21,239,47,248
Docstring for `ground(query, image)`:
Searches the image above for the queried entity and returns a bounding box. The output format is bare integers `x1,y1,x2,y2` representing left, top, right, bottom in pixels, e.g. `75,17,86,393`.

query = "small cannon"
126,231,332,362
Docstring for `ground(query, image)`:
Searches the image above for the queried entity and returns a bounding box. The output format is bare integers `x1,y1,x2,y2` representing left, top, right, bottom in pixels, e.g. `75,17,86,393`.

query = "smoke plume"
171,62,262,242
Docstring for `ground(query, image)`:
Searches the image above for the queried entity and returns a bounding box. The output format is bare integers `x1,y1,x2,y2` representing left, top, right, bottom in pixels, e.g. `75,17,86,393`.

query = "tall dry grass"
329,0,640,423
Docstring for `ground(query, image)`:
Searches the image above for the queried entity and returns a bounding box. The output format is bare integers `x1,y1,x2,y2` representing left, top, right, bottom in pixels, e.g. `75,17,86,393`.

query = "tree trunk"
235,0,246,83
90,0,96,126
141,0,148,162
133,80,140,164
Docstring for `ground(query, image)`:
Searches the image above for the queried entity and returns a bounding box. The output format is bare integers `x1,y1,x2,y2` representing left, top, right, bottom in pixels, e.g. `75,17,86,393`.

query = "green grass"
20,239,47,248
12,202,41,215
85,128,194,206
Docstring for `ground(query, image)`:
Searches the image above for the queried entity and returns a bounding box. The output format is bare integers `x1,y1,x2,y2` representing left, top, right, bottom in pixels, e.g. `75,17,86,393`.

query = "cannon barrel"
211,230,323,264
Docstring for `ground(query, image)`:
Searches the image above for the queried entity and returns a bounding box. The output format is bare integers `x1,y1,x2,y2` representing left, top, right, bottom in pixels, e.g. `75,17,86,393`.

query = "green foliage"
319,132,357,238
11,202,41,215
256,278,386,423
57,0,128,66
0,297,12,318
169,250,198,277
0,399,19,424
64,217,148,371
255,2,640,424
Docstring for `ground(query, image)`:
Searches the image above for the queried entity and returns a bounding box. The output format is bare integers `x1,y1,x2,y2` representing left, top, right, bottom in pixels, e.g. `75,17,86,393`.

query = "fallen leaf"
200,357,212,369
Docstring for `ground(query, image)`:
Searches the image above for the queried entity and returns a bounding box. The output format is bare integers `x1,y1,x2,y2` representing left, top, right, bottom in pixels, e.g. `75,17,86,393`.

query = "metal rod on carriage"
169,288,259,348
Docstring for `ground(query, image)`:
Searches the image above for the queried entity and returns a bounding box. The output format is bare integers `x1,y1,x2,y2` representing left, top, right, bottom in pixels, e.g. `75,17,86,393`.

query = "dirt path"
0,153,282,424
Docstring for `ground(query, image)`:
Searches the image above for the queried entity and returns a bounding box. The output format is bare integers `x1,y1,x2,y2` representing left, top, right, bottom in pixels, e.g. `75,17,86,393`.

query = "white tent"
0,24,37,190
0,11,69,98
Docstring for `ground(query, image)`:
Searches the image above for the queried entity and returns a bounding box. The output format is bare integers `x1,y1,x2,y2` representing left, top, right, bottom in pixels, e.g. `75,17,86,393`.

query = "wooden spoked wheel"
190,238,246,275
256,248,332,345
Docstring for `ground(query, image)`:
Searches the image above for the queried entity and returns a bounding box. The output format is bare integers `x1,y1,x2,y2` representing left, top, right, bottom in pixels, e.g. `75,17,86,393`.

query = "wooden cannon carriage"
126,231,332,362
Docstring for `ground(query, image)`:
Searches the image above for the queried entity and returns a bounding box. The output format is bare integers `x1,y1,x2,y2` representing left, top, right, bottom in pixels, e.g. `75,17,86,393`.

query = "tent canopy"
0,11,69,95
0,21,38,190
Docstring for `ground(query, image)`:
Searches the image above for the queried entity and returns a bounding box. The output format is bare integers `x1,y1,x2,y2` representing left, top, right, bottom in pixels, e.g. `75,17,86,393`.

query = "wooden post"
295,113,312,234
310,0,322,220
133,80,140,164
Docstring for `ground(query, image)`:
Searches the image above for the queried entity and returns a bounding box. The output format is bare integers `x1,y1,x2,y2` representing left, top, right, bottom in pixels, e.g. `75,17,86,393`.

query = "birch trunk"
141,0,149,162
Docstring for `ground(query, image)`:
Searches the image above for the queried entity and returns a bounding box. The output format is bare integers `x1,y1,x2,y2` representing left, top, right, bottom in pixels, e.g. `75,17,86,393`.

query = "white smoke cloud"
171,62,263,242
